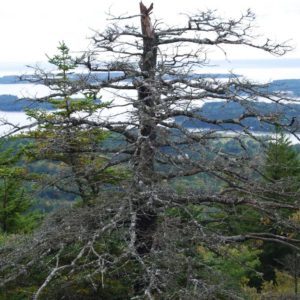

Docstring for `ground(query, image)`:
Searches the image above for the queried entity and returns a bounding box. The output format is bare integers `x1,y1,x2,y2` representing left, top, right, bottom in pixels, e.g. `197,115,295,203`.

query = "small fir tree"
264,131,300,182
26,42,128,205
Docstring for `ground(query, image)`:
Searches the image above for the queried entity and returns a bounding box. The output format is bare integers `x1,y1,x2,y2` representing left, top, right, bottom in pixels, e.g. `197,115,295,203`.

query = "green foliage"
250,130,300,287
24,43,129,206
47,41,77,74
2,6,300,299
0,217,137,299
0,143,41,233
244,270,300,299
197,244,262,292
264,131,300,181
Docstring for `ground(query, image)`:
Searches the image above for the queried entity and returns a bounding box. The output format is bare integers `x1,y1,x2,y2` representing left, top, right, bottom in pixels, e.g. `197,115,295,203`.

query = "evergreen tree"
262,130,300,215
264,131,300,182
26,42,128,206
257,131,300,285
0,143,39,233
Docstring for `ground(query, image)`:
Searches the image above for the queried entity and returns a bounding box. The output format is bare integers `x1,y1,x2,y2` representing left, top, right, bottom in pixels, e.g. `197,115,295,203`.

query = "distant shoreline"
1,58,300,69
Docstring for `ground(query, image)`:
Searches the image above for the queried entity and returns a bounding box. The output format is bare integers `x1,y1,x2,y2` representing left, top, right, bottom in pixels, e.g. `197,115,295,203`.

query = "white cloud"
0,0,299,64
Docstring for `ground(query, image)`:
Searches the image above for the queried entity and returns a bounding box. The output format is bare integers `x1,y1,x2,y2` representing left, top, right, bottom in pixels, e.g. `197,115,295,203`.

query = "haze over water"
1,59,300,141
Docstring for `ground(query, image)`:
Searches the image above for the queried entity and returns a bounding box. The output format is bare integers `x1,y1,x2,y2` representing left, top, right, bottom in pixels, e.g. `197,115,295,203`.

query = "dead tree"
80,1,297,260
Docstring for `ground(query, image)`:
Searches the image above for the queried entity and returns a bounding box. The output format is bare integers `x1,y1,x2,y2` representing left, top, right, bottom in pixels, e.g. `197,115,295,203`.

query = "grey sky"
1,0,299,64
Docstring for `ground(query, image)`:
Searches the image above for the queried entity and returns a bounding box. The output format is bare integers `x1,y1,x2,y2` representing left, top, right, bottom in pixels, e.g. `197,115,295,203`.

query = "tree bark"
134,2,158,186
133,2,158,257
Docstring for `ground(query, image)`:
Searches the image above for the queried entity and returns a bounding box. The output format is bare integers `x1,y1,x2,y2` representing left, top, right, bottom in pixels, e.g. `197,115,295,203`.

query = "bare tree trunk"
134,2,158,186
133,2,158,257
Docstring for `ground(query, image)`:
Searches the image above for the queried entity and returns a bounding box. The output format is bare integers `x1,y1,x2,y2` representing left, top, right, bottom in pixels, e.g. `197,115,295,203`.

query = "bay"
0,65,300,141
0,83,50,98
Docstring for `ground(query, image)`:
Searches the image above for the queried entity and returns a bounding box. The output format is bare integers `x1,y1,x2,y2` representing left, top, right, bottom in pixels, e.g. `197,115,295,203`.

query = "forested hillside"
1,3,300,300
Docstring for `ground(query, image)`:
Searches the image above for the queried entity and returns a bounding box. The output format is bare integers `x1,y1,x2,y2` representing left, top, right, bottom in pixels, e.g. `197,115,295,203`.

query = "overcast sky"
1,0,300,65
